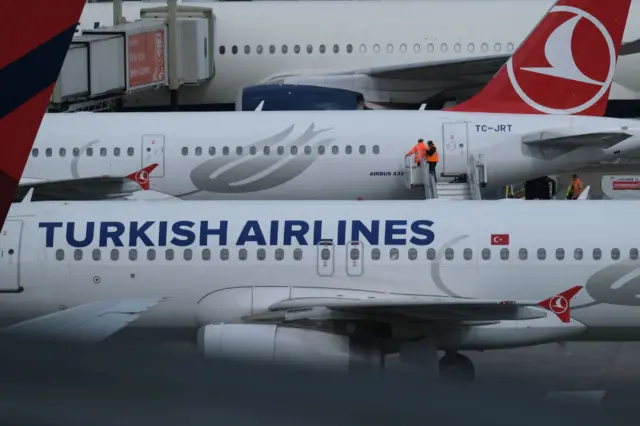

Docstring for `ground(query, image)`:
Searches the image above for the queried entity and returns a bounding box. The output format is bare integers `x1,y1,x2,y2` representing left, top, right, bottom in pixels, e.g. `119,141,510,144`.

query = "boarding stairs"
405,154,487,200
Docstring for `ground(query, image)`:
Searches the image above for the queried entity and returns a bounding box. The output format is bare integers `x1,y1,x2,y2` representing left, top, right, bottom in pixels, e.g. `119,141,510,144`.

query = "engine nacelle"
236,84,364,111
197,324,354,370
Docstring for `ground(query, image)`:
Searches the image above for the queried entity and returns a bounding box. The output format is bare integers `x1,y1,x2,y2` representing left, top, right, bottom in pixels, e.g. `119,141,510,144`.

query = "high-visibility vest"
427,145,439,162
407,143,427,163
572,179,584,197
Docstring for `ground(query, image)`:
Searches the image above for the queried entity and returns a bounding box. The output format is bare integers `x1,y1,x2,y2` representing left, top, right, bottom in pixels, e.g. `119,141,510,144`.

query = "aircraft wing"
521,130,635,149
0,298,164,343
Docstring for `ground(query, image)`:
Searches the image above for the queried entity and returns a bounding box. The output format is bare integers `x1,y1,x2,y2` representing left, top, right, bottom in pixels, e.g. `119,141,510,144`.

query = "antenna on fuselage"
255,101,265,112
22,189,34,203
419,103,427,111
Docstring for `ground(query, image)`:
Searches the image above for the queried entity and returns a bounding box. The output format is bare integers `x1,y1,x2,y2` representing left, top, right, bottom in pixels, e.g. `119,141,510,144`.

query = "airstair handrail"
467,154,483,200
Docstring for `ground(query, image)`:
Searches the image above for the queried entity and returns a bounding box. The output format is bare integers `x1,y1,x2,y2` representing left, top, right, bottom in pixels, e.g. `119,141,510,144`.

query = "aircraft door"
317,240,334,277
441,122,469,175
0,220,23,292
346,241,363,277
141,135,165,177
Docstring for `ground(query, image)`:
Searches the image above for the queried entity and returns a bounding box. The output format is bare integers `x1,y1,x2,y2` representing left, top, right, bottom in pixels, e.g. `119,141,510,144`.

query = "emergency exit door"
441,122,469,175
141,135,166,177
316,240,334,277
346,241,364,277
0,220,23,292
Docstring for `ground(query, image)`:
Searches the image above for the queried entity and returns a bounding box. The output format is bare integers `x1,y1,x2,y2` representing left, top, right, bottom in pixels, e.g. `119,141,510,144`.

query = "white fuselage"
77,0,640,108
1,199,640,344
25,110,640,200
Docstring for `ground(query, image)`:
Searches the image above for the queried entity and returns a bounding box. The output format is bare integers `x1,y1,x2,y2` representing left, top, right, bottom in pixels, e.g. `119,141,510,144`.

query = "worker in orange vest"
405,138,427,167
425,140,439,182
570,174,585,199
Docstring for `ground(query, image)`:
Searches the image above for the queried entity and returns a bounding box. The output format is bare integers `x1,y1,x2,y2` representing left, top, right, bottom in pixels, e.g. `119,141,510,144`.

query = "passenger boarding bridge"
405,155,487,200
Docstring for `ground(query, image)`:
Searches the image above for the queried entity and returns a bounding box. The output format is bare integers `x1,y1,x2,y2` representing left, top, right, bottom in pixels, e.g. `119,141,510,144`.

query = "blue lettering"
171,221,195,246
199,220,228,246
236,220,267,245
129,221,155,246
40,222,63,248
99,222,125,247
409,220,435,245
283,220,309,245
269,220,279,245
158,221,168,246
66,222,95,248
337,220,347,245
385,220,407,245
351,220,379,245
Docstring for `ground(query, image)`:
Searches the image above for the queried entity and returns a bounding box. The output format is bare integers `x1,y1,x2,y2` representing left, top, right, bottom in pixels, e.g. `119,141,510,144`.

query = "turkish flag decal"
491,234,510,245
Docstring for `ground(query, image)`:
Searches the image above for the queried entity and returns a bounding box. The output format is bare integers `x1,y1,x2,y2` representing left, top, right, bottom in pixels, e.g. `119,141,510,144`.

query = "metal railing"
405,157,438,199
467,154,484,200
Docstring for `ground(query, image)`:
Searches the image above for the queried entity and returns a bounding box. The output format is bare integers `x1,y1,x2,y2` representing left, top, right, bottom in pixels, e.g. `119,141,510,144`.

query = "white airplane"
76,0,640,111
21,0,640,201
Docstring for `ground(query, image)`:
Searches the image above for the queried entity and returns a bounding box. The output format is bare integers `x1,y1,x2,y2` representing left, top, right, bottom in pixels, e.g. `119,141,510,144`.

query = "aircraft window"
373,145,380,154
275,248,284,261
307,45,313,54
441,43,448,53
236,146,243,155
127,147,134,156
86,147,93,156
537,248,546,260
386,43,393,53
400,43,407,53
333,44,339,54
332,146,339,155
631,248,639,260
232,45,238,55
445,248,454,260
427,248,436,260
31,148,38,157
257,248,266,261
73,249,82,261
269,45,275,54
556,248,565,260
481,248,491,260
239,249,247,261
264,146,270,155
250,146,257,155
517,248,527,260
257,45,263,55
611,248,621,260
165,249,174,261
294,248,303,261
294,45,300,54
92,249,101,261
209,147,216,156
220,249,229,261
481,43,489,52
350,248,360,261
244,45,250,54
500,248,509,261
46,148,52,157
59,148,66,157
290,146,298,155
454,43,461,52
390,248,399,261
277,146,284,155
507,42,515,52
129,249,138,261
373,44,380,53
494,43,502,52
468,43,475,53
318,146,325,155
347,44,353,53
114,147,120,156
319,44,326,54
574,248,583,260
360,44,367,53
413,43,420,53
147,249,156,261
223,146,229,156
427,43,434,53
463,248,473,261
100,147,107,157
371,248,381,260
304,146,311,155
55,249,65,261
183,249,192,261
359,145,366,155
408,248,417,260
195,147,202,156
219,46,225,55
345,145,352,155
201,249,211,261
281,45,288,54
593,248,602,260
182,147,188,156
73,148,80,157
111,248,120,261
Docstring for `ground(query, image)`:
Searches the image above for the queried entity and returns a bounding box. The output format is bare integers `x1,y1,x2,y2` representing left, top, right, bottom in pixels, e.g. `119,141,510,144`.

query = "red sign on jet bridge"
128,29,166,89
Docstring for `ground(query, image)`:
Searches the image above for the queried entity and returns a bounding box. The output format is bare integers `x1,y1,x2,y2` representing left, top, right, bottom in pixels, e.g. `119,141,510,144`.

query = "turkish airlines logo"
549,295,569,314
507,5,616,114
134,170,149,185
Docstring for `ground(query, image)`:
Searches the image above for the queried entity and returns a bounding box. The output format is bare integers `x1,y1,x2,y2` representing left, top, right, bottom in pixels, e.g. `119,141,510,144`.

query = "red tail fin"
447,0,631,116
127,164,159,190
0,0,86,225
537,286,583,323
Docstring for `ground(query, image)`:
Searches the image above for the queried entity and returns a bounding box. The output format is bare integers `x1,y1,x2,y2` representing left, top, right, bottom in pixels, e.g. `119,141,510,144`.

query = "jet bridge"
405,155,486,200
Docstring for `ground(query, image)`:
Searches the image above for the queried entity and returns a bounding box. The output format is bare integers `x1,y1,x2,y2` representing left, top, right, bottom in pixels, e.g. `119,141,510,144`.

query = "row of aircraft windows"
52,246,640,263
219,42,516,56
31,147,136,158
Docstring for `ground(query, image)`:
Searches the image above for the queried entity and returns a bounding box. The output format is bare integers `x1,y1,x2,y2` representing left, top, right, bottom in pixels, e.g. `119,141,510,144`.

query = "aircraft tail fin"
0,0,86,225
446,0,631,116
126,163,159,190
536,286,583,323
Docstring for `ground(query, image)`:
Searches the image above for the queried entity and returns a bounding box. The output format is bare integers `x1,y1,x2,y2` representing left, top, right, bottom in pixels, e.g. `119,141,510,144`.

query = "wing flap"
18,175,138,200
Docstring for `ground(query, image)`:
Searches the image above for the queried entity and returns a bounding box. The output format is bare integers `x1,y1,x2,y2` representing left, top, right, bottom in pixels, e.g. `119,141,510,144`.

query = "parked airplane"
0,0,163,344
22,0,640,202
77,0,640,112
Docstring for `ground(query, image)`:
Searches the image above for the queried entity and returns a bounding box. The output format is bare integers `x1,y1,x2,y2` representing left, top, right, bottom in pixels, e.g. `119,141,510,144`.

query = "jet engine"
235,84,365,111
